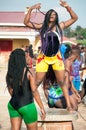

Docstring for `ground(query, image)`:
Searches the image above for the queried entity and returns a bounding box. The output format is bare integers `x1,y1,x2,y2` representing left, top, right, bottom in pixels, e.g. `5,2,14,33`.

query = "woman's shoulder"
59,22,65,30
27,68,35,78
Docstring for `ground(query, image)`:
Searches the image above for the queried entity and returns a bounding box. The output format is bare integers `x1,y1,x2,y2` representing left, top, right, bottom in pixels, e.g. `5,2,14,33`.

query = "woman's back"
10,68,33,110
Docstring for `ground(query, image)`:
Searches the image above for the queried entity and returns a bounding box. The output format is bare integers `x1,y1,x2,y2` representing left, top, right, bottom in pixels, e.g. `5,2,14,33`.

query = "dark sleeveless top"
10,68,33,110
41,31,61,57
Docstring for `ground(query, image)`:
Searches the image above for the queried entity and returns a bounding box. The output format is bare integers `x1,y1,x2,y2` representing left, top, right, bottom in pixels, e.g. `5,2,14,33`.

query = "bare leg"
54,70,72,110
36,72,46,86
69,94,78,111
10,117,22,130
26,121,38,130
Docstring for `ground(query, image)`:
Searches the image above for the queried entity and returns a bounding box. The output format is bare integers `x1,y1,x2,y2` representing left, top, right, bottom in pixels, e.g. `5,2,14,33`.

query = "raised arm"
24,3,43,30
59,0,78,29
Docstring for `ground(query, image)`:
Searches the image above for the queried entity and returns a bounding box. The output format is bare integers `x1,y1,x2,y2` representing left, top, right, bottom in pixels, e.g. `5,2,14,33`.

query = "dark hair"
25,45,34,58
81,47,84,50
40,9,63,55
64,46,81,60
64,44,72,59
40,9,62,37
71,46,81,56
6,48,27,94
43,65,56,88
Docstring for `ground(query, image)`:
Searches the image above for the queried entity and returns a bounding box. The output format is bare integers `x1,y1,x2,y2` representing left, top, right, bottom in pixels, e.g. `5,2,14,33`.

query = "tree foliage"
64,25,86,40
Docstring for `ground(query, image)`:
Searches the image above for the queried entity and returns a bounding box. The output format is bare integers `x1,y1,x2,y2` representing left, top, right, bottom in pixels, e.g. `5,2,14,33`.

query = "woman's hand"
34,3,41,10
59,0,69,8
40,108,46,120
28,3,41,10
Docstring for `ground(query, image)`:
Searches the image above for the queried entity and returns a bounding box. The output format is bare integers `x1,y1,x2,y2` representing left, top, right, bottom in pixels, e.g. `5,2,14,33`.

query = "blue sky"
0,0,86,29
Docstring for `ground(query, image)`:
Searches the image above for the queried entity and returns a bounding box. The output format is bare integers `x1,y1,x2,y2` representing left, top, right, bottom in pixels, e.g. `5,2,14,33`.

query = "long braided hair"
40,9,62,36
6,49,27,94
40,9,63,54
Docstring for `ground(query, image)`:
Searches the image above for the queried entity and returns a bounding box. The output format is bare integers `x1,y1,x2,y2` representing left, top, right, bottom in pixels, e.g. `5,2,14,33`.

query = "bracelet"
66,6,71,12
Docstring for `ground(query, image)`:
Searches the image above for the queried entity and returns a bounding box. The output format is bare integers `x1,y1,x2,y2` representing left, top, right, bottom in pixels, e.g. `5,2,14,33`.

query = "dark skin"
24,0,78,112
43,53,81,111
7,68,46,130
7,50,46,130
24,0,78,30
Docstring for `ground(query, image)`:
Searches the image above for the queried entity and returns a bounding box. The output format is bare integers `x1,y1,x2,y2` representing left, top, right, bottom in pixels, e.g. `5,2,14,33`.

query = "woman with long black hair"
24,0,78,111
6,49,46,130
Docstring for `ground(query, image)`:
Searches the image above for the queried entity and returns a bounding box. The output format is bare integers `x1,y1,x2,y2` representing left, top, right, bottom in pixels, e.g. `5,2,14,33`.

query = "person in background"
43,65,80,111
70,47,82,92
25,45,34,68
80,46,86,68
79,46,86,101
60,43,71,60
43,47,81,110
25,45,38,69
24,0,78,111
6,49,46,130
64,47,81,104
79,78,86,100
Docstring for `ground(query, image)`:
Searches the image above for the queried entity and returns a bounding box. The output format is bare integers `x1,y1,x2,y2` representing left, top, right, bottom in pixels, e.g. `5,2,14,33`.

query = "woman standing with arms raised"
24,0,78,112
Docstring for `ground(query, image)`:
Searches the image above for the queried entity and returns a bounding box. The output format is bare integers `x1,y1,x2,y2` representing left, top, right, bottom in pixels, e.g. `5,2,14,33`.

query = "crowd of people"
42,45,86,110
4,0,86,130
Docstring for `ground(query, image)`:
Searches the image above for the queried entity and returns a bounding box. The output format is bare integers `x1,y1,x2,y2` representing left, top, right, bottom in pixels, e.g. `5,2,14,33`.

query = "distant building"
0,11,76,65
0,11,45,64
